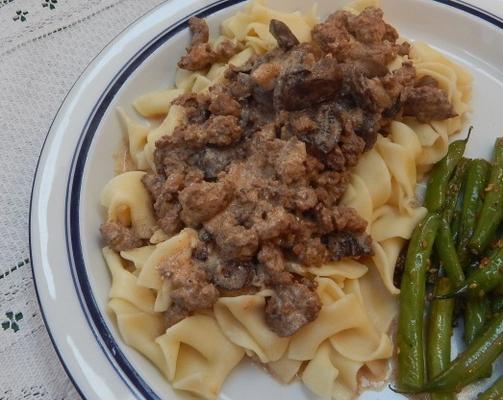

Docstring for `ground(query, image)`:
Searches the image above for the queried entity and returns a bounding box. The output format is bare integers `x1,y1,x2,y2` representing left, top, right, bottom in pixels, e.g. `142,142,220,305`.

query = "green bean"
478,375,503,399
424,133,470,212
439,245,503,298
443,158,470,226
427,278,455,400
470,137,503,254
491,296,503,314
494,279,503,295
464,262,490,346
397,213,441,390
435,216,465,287
464,296,491,344
458,159,492,267
420,312,503,393
450,161,470,247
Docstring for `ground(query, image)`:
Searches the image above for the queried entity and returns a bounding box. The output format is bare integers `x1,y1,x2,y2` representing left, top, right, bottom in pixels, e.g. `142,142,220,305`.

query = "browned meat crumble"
101,9,456,337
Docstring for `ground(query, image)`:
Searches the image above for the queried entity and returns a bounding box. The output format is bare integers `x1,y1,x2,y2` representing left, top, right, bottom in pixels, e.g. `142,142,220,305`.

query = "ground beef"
204,210,260,261
211,260,253,290
193,146,246,179
214,39,242,60
179,180,234,226
312,9,403,65
403,86,456,122
269,19,300,50
251,63,282,91
170,283,219,311
326,231,373,260
178,43,218,71
166,115,242,149
349,7,389,44
178,18,243,71
164,303,190,328
274,138,307,183
257,244,291,285
159,247,220,314
265,282,322,337
101,8,457,336
173,92,211,123
209,89,242,117
274,57,343,111
187,17,209,46
100,222,143,252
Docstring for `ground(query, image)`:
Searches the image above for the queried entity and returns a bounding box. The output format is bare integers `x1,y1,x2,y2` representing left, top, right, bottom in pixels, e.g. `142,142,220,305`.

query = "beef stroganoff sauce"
100,0,472,398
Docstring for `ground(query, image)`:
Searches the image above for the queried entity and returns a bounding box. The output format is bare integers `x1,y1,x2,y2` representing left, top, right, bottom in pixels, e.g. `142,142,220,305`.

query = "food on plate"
423,133,469,213
397,212,440,390
99,0,477,398
426,278,455,400
398,312,503,394
470,138,503,254
458,158,492,266
477,375,503,400
395,136,503,396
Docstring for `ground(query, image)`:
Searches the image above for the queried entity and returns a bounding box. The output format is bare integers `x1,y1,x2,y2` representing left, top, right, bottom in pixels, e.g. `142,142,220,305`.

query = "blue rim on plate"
29,0,503,399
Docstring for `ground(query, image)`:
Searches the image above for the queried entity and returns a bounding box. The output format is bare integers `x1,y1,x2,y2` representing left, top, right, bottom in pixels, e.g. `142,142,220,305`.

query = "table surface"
0,1,501,399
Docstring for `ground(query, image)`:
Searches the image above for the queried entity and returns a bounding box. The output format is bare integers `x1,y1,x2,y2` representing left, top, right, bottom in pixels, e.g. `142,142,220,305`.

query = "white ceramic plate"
30,0,503,399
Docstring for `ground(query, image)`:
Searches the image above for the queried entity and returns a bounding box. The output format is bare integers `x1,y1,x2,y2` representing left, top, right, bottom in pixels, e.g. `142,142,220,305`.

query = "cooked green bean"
491,296,503,314
439,245,503,298
427,278,455,400
458,159,491,266
424,134,470,212
464,296,491,345
494,279,503,295
478,375,503,400
436,216,465,287
450,162,470,248
470,137,503,254
420,312,503,393
397,213,440,390
443,158,470,226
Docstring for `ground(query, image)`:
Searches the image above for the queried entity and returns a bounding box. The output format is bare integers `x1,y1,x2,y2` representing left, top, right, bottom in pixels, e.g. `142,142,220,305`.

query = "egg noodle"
101,0,472,398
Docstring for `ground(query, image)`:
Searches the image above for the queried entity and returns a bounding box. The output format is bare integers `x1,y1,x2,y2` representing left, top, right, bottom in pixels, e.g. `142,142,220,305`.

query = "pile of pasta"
102,0,472,399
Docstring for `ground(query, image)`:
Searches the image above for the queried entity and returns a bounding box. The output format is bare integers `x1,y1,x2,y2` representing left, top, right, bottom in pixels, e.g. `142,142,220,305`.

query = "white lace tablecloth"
0,1,166,399
1,0,503,399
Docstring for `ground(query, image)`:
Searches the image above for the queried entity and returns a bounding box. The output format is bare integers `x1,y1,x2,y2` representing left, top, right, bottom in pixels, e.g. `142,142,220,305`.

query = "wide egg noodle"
339,174,373,227
214,293,290,363
358,265,398,336
133,88,185,118
349,148,392,213
137,228,198,291
144,104,187,171
408,42,472,174
306,259,368,283
100,170,157,239
375,122,422,213
221,0,317,54
266,354,303,384
108,298,167,373
302,341,363,400
371,204,428,243
116,107,150,171
288,281,369,361
103,247,156,313
344,0,380,14
155,315,245,400
371,238,404,295
330,279,393,363
302,341,340,399
120,245,156,271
